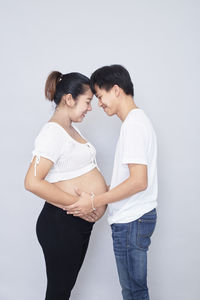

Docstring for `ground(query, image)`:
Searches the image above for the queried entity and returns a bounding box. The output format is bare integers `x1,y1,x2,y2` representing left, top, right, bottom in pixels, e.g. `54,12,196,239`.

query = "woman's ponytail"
45,71,63,101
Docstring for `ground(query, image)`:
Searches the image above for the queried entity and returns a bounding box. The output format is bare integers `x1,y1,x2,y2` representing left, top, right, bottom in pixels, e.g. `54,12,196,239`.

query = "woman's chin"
75,117,84,122
72,114,87,123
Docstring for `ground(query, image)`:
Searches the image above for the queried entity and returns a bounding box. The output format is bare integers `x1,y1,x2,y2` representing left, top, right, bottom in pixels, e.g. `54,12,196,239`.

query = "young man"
65,65,158,300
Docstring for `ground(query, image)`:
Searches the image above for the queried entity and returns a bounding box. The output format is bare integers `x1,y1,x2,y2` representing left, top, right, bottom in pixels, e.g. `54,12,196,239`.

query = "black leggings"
36,202,94,300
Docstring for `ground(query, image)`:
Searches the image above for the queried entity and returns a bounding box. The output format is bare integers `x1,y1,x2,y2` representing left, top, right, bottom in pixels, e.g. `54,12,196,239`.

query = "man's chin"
106,110,115,116
103,108,113,116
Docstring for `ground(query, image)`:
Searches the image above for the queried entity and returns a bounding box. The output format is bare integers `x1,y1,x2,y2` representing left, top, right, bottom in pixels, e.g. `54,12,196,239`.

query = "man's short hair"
90,64,134,96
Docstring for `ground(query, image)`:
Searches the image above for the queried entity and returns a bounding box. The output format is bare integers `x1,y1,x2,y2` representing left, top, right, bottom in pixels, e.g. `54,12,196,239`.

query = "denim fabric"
111,208,157,300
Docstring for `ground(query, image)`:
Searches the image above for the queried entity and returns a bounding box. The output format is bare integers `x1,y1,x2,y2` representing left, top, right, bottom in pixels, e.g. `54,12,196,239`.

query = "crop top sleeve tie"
31,122,100,183
34,155,41,176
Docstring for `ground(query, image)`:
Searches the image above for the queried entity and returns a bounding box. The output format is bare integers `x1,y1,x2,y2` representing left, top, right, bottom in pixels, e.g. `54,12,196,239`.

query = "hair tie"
58,74,63,83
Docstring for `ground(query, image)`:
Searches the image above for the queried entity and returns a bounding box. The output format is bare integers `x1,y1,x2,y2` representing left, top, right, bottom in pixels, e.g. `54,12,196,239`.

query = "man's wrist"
93,193,107,208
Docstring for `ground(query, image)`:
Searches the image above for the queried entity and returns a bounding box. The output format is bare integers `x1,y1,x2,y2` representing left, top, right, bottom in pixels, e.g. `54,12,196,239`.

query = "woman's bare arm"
24,156,78,206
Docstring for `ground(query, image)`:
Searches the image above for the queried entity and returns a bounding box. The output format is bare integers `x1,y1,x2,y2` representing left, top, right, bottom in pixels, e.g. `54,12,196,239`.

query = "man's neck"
116,95,139,121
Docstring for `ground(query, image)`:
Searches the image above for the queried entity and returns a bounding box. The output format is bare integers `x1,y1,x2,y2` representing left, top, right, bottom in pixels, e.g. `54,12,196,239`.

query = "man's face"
94,85,118,116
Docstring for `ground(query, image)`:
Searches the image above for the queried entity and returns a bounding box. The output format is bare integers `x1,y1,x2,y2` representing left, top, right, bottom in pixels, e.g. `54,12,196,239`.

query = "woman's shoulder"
34,122,67,144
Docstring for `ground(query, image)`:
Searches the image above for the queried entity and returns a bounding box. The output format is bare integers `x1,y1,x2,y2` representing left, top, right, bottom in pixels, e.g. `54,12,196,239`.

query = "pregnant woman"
24,71,107,300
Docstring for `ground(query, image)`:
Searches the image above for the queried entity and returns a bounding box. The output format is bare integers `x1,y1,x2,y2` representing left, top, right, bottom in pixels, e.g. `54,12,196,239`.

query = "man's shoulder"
125,110,155,131
120,110,156,142
122,113,147,131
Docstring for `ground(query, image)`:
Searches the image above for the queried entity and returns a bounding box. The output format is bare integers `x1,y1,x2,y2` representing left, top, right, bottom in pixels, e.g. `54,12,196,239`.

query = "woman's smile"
81,111,87,118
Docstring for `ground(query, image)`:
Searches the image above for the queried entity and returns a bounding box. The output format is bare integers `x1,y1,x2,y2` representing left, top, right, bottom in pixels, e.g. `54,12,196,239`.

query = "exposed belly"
53,167,108,197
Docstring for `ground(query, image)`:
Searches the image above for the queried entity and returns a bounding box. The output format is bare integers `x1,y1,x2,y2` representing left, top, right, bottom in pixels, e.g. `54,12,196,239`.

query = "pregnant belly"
53,167,108,196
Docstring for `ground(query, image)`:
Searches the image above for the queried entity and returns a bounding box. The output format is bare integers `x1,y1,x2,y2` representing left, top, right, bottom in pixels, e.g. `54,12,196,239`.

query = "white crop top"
31,122,99,183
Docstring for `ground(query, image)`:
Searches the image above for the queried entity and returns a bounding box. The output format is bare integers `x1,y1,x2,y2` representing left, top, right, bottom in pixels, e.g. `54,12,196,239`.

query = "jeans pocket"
111,224,129,255
111,223,129,238
111,223,128,231
136,212,157,251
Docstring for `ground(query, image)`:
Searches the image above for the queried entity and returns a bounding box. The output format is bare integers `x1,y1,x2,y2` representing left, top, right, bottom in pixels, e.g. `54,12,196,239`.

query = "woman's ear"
63,94,76,107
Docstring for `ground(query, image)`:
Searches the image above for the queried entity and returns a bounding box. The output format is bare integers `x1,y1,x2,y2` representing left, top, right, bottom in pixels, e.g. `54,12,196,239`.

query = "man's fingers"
67,208,81,214
83,214,95,222
73,212,84,216
72,212,82,216
90,212,97,218
92,210,99,217
82,215,94,222
66,211,82,216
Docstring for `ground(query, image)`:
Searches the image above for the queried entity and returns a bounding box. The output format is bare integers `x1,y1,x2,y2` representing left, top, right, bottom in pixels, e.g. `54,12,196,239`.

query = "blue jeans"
111,208,157,300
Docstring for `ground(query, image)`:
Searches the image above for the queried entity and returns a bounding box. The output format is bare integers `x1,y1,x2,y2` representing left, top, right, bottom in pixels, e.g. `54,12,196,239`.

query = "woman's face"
70,88,93,122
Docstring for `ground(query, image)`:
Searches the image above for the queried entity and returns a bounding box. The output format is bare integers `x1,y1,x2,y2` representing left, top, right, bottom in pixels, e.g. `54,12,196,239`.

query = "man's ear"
113,84,120,97
63,94,76,107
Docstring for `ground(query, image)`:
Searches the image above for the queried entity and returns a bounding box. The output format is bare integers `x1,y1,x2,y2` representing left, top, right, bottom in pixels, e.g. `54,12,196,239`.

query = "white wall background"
0,0,200,299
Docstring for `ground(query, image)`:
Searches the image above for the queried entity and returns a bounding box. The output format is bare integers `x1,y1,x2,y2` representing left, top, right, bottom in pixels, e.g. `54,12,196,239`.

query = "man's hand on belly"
63,187,95,216
79,210,100,222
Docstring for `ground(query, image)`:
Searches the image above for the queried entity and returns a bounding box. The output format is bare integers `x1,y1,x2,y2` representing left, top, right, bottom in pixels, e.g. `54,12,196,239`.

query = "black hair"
45,71,90,105
90,64,134,96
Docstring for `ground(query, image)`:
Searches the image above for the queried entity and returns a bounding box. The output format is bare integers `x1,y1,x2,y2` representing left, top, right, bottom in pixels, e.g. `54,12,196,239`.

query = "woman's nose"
98,99,102,107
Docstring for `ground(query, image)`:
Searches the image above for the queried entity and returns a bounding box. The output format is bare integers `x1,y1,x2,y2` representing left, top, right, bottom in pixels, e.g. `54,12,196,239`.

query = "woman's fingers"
74,187,82,196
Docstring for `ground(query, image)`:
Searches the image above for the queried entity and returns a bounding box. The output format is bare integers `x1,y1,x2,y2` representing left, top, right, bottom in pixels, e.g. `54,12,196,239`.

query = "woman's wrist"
73,195,79,203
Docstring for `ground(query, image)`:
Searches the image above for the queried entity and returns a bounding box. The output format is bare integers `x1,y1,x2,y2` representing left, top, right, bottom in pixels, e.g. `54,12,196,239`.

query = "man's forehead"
94,85,104,96
94,84,100,92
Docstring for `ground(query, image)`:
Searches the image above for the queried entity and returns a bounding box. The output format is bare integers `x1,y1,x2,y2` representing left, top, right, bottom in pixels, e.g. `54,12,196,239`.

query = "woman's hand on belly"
78,206,107,222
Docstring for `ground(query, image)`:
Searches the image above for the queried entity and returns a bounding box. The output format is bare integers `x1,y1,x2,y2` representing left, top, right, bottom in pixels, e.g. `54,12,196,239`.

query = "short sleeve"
121,121,148,165
31,124,64,176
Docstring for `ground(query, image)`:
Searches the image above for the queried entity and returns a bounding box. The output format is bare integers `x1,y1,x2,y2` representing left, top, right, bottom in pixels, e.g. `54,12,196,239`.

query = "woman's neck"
49,108,72,129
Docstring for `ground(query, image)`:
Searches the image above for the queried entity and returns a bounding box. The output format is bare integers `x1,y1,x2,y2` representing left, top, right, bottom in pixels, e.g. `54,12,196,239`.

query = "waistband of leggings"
43,201,63,212
43,201,95,227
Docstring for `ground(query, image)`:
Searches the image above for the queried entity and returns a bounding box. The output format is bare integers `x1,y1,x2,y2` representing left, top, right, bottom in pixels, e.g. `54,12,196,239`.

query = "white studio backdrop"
0,0,200,299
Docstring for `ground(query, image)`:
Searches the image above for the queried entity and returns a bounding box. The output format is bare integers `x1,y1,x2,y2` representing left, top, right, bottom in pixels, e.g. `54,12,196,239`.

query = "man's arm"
94,163,147,208
65,163,147,215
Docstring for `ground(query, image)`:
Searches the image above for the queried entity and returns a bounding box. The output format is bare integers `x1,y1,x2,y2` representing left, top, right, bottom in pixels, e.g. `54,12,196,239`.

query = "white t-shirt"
31,122,99,183
108,108,158,225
